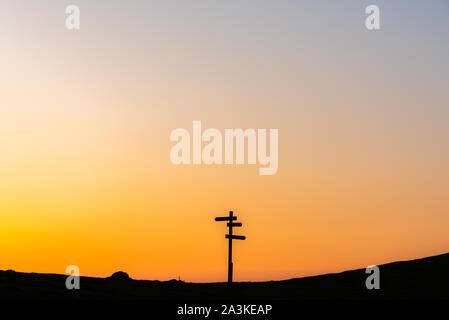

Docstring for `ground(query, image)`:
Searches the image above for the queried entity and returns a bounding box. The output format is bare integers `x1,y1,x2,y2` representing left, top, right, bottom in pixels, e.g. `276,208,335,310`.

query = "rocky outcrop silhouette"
108,271,131,281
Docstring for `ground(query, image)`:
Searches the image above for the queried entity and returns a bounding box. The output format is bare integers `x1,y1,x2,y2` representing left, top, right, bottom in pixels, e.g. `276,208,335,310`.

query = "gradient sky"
1,0,448,282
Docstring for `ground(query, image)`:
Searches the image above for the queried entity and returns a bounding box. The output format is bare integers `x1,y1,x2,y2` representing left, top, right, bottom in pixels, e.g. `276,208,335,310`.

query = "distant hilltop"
1,252,449,300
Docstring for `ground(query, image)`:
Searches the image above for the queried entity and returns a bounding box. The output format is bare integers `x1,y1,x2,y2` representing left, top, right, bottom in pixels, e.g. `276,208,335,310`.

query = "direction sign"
225,234,246,240
215,216,237,221
227,222,242,227
215,210,246,283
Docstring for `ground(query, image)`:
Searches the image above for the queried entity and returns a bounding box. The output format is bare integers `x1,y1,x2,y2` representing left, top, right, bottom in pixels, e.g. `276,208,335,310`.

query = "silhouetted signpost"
215,211,246,283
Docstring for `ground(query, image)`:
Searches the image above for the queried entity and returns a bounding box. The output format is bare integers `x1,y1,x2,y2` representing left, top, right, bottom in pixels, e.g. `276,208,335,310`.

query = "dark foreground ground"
1,252,449,301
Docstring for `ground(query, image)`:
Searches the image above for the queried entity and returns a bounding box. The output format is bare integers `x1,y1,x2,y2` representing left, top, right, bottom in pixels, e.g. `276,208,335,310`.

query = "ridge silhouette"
1,252,449,300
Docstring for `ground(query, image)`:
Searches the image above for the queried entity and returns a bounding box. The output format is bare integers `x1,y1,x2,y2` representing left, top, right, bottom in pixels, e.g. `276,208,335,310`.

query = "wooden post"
228,211,233,283
215,210,245,284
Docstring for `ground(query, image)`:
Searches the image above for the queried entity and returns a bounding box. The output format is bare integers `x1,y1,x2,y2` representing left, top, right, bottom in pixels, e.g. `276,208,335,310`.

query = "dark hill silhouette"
1,252,448,300
108,271,132,281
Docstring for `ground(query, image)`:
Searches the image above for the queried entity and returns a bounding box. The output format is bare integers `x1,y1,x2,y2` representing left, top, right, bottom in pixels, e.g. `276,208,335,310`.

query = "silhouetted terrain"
1,252,448,300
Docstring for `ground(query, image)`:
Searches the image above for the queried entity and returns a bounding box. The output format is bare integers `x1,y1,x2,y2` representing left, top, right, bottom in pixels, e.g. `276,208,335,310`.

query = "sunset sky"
1,0,448,282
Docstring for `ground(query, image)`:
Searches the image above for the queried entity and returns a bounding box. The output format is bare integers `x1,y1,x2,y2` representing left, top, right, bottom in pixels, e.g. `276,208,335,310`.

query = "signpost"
215,211,246,283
